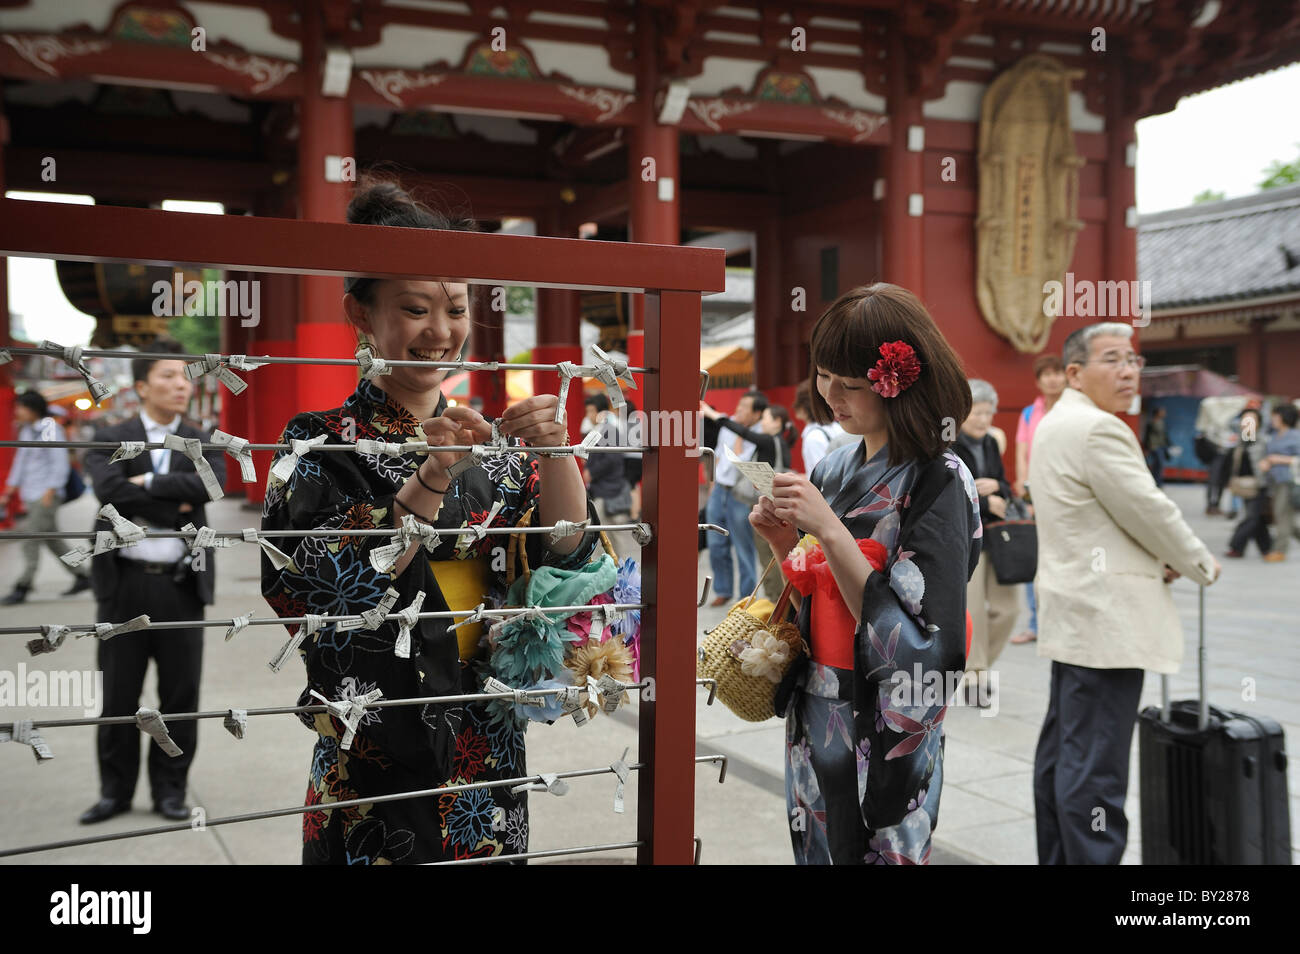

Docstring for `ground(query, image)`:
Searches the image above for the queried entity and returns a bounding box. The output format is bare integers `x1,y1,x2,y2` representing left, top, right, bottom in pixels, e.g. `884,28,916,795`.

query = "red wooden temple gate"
2,1,1297,491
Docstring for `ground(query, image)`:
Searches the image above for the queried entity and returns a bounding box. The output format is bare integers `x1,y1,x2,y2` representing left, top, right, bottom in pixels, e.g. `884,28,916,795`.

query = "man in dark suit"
79,338,226,824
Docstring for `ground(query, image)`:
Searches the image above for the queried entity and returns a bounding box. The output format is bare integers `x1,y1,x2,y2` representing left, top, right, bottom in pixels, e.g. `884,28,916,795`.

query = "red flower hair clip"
867,341,921,398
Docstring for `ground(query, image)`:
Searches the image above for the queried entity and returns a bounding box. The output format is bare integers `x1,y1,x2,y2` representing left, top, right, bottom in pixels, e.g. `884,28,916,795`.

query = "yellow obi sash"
429,556,492,660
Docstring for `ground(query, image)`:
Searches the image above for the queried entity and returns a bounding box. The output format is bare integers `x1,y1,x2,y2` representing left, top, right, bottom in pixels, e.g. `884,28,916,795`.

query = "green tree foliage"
505,286,534,316
1192,189,1226,204
165,267,222,354
1260,145,1300,190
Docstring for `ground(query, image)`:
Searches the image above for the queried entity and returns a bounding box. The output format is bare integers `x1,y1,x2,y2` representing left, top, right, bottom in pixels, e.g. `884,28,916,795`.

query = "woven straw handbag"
697,555,806,722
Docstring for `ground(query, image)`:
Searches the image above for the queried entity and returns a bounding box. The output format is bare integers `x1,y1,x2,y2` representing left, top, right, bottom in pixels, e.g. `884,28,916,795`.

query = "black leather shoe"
80,797,130,824
154,797,190,821
61,575,92,597
1,583,31,605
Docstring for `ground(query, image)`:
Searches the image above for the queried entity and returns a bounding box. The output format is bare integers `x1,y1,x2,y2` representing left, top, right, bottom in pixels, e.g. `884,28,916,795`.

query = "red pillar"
0,88,12,528
245,188,300,507
296,5,355,411
755,215,784,389
1106,57,1140,426
627,4,681,355
1106,60,1138,310
469,284,507,418
882,28,924,295
534,213,585,435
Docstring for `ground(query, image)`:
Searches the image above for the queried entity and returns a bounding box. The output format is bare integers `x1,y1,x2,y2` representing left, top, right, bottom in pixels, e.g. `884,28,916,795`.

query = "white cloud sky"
7,62,1300,346
1136,63,1300,212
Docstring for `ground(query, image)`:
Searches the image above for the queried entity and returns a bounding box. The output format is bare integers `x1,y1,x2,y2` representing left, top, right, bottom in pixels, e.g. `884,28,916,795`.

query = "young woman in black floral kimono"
261,181,596,864
752,284,982,864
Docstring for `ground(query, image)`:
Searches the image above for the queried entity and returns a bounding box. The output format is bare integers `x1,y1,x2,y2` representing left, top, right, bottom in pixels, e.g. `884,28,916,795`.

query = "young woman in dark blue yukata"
752,283,983,864
261,179,598,864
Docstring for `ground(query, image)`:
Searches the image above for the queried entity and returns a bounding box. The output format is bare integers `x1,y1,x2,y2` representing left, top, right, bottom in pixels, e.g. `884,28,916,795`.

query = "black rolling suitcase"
1139,586,1291,864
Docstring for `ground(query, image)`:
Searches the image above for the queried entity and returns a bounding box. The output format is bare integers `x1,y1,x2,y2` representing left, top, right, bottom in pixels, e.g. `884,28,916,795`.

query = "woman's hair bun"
343,174,480,300
347,175,478,233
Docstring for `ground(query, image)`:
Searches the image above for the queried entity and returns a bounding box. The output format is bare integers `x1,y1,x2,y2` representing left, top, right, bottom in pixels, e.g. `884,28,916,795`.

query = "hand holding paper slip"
724,445,774,500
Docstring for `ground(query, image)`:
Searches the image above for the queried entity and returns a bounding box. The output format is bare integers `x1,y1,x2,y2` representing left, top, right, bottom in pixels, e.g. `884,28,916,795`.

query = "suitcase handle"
1161,584,1209,732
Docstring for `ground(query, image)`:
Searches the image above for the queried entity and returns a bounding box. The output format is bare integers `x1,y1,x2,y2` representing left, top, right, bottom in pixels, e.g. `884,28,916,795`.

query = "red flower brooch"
867,340,921,398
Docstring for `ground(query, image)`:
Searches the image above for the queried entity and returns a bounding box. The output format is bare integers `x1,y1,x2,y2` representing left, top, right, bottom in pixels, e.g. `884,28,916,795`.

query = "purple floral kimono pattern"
261,378,598,864
777,442,980,864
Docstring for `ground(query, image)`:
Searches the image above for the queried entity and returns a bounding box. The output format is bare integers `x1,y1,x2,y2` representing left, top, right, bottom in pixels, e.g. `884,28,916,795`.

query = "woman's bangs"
811,305,876,380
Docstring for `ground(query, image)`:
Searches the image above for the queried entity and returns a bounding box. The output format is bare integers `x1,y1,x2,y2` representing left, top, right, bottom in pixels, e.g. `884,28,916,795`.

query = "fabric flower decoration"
610,557,641,679
739,629,795,683
566,637,636,717
867,341,921,398
564,592,615,647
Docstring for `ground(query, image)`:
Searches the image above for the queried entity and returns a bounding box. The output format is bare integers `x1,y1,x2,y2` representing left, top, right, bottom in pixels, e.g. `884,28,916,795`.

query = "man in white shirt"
79,338,226,826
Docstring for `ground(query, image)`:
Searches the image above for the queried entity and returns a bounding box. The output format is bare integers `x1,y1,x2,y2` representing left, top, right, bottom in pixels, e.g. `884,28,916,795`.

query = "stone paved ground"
0,483,1295,864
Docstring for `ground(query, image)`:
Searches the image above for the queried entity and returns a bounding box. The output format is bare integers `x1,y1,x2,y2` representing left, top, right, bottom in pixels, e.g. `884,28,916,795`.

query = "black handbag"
1193,434,1220,465
63,464,85,505
983,497,1037,585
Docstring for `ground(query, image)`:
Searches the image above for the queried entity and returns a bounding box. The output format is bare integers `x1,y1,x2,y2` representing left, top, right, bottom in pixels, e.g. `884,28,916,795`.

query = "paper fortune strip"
269,434,328,486
554,361,581,423
225,614,252,641
337,587,401,634
211,429,256,482
611,746,632,814
309,687,382,750
136,707,183,757
108,441,148,464
393,591,425,659
356,341,391,380
548,518,590,544
224,708,248,740
0,719,54,762
27,623,73,657
43,340,111,405
482,675,546,708
163,433,224,501
94,614,151,640
591,345,636,409
269,613,324,673
572,429,603,460
510,772,570,797
242,528,292,571
185,353,248,395
559,685,590,727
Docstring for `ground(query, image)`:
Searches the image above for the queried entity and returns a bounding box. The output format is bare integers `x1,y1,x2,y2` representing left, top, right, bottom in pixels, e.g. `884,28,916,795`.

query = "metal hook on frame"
698,523,729,538
697,575,712,607
698,369,710,401
693,835,703,865
695,754,727,784
695,677,717,706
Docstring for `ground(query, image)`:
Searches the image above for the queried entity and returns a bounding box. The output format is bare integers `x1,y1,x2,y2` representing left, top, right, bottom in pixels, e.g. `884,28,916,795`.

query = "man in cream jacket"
1029,322,1220,865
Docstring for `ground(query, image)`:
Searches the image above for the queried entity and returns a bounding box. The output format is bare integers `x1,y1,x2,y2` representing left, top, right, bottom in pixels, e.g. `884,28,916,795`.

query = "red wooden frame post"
638,288,700,865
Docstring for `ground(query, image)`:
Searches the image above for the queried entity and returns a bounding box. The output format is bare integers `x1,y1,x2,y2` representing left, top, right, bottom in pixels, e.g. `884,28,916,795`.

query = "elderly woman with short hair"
951,379,1019,705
